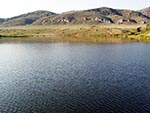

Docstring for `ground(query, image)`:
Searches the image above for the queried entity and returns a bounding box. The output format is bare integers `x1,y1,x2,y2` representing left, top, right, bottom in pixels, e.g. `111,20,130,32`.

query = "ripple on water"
0,43,150,113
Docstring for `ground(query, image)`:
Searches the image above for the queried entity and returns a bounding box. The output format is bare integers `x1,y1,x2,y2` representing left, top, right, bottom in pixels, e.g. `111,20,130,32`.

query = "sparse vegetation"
0,10,55,26
120,24,150,42
0,24,143,43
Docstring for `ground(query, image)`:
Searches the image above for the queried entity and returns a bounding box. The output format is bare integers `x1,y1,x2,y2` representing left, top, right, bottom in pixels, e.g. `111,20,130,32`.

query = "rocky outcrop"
50,16,75,24
95,17,113,23
117,18,137,24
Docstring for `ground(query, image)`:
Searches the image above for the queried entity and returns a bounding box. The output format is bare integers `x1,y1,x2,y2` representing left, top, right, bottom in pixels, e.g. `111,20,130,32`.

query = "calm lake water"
0,42,150,113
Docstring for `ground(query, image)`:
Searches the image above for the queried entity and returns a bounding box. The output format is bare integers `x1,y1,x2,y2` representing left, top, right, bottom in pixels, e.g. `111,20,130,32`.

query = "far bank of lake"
0,24,150,43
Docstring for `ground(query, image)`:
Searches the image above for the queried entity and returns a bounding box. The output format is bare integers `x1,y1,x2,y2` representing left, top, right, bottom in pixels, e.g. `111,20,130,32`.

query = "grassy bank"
0,24,149,43
120,24,150,42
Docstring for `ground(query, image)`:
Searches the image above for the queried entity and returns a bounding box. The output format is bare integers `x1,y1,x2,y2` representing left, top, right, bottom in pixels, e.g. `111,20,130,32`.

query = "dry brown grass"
0,24,141,43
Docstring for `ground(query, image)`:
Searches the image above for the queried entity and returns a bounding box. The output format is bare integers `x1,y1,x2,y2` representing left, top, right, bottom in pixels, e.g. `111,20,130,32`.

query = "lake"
0,42,150,113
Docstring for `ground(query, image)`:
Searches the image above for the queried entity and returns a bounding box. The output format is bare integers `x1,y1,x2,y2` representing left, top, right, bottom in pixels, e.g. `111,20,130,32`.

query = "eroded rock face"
94,17,113,23
127,19,137,23
141,20,147,24
117,18,137,24
41,19,48,25
50,16,75,24
117,18,125,24
47,16,114,24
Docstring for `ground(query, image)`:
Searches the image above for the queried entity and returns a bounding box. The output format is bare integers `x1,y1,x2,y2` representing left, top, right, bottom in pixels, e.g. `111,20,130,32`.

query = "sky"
0,0,150,18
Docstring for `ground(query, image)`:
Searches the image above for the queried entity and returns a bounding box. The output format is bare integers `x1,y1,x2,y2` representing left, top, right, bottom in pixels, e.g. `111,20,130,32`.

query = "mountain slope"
1,7,150,26
2,10,55,26
0,18,5,24
34,7,150,25
139,7,150,17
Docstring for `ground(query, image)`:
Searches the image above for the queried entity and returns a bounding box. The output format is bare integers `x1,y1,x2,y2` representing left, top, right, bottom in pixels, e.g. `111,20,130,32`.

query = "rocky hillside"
33,7,150,25
0,7,150,26
139,7,150,17
1,10,55,26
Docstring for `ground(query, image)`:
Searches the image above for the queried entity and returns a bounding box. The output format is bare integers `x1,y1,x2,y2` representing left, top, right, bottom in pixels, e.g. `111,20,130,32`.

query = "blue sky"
1,0,150,18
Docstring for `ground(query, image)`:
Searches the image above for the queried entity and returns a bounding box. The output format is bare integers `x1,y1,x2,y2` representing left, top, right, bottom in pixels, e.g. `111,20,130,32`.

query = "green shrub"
146,24,150,31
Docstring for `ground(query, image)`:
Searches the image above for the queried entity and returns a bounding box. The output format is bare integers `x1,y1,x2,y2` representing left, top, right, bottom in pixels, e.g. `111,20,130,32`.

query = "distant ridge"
139,7,150,17
1,10,55,26
33,7,150,25
0,7,150,26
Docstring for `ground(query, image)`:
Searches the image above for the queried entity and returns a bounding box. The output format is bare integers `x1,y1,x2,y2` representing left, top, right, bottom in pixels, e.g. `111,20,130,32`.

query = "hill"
0,7,150,26
33,7,150,25
1,10,55,26
139,7,150,17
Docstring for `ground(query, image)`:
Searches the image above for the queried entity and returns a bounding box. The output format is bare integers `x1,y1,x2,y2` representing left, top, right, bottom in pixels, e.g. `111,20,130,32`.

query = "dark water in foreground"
0,42,150,113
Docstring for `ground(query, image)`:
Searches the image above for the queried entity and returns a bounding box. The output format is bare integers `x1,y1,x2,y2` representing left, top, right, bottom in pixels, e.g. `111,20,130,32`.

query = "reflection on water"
0,42,150,113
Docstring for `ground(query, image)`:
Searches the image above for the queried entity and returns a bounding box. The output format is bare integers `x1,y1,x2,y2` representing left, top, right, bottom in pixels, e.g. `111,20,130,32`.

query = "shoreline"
0,24,149,43
0,36,137,44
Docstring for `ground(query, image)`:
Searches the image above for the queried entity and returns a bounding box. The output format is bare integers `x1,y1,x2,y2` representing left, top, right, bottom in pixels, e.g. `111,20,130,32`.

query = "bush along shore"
121,24,150,43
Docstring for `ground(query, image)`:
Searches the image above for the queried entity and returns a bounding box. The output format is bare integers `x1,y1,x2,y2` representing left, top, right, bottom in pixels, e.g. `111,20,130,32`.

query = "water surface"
0,42,150,113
